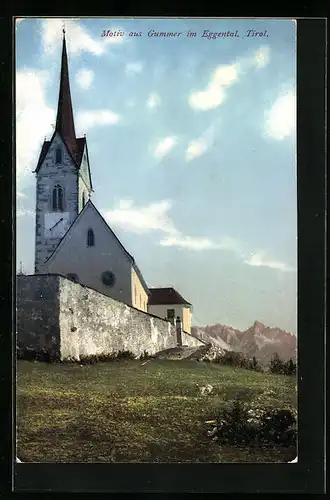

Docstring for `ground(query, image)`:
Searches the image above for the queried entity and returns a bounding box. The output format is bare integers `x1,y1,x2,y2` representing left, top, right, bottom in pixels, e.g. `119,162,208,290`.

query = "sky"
15,18,297,333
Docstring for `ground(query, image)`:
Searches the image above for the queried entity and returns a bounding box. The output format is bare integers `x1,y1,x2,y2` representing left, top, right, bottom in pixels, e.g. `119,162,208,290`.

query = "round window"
101,271,116,287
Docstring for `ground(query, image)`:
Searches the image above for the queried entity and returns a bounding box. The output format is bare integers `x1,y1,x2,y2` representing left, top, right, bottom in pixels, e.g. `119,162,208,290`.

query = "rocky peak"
191,320,296,363
253,320,266,334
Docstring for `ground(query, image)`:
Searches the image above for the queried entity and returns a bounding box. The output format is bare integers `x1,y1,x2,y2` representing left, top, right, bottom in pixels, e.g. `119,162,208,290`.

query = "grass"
16,359,297,463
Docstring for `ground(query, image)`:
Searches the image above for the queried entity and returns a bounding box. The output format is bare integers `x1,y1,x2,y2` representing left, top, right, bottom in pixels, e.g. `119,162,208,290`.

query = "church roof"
55,30,76,157
34,31,92,189
148,287,192,306
35,136,86,172
44,200,150,295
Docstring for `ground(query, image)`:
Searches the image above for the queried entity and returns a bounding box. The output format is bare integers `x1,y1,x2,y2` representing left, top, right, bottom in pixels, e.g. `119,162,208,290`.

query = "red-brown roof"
55,32,76,156
35,136,86,173
148,288,192,306
35,33,87,174
75,137,86,165
35,141,51,171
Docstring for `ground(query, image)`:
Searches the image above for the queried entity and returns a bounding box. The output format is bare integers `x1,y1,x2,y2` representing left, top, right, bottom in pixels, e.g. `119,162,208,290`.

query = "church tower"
34,30,93,273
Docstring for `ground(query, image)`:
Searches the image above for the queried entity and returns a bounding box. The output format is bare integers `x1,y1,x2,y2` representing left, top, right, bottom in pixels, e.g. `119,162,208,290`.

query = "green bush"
213,399,297,447
258,409,296,446
78,350,136,364
269,353,296,376
216,400,256,445
17,346,137,364
247,356,263,372
212,351,263,373
115,350,136,360
285,358,297,376
139,350,153,360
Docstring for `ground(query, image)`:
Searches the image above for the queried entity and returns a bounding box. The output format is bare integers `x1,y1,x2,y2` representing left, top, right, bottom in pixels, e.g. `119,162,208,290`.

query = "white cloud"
244,252,296,272
125,62,144,75
41,19,125,57
160,235,242,252
76,68,94,90
189,63,239,111
185,123,218,162
185,139,209,162
160,236,220,250
237,46,271,74
16,208,34,217
146,92,161,109
103,199,242,253
103,31,126,45
213,64,239,86
17,191,27,198
264,88,296,140
104,200,294,264
253,46,271,68
16,70,54,187
76,109,120,132
153,136,177,159
104,199,178,236
42,19,105,56
188,46,270,111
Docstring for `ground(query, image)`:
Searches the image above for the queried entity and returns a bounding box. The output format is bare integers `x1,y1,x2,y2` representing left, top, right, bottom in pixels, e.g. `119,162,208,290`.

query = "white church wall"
44,202,134,305
35,134,79,273
78,175,89,214
77,149,91,213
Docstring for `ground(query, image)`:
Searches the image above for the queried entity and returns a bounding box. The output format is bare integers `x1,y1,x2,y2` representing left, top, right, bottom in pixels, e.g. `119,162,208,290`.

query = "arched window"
82,192,86,209
55,147,62,164
87,228,94,247
52,184,64,211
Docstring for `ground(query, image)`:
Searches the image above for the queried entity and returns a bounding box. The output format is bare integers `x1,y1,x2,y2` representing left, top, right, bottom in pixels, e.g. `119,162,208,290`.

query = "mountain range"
191,321,297,363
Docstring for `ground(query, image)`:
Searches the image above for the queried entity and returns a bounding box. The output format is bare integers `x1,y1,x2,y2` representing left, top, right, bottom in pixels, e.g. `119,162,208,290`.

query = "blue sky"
15,18,297,333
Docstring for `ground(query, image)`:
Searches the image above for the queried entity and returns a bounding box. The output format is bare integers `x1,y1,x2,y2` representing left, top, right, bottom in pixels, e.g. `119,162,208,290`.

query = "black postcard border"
0,14,326,495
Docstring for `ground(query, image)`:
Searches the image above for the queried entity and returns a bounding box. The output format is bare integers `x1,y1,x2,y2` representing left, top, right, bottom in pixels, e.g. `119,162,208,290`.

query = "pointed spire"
55,29,76,156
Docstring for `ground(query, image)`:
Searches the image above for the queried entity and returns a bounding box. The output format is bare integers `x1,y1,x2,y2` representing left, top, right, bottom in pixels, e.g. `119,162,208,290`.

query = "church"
33,30,193,333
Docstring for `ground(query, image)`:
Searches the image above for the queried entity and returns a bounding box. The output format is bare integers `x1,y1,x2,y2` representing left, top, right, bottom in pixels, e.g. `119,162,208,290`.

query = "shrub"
79,354,102,365
212,399,297,447
285,358,297,376
269,352,282,373
216,400,256,445
115,350,136,360
17,347,137,364
258,409,296,446
211,351,263,372
139,350,152,360
247,356,263,372
269,353,296,376
78,351,136,364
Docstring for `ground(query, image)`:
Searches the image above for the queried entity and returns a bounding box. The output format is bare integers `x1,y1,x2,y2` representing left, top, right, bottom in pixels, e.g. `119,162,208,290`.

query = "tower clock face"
44,212,70,239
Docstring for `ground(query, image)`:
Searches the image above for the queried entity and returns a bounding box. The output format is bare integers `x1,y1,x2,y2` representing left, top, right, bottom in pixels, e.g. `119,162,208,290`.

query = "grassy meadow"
16,359,297,463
